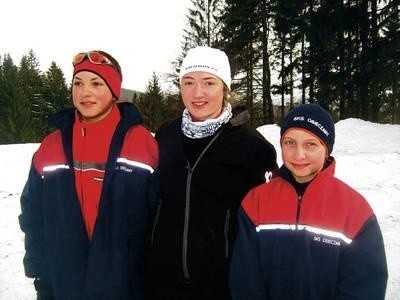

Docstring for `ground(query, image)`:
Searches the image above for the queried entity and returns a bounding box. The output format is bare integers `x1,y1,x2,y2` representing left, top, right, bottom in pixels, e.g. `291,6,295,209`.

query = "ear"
325,148,329,159
223,85,231,101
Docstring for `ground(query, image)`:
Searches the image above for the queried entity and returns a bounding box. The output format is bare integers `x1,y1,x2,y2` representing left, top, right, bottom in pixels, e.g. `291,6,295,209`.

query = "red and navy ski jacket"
19,103,158,299
230,158,388,300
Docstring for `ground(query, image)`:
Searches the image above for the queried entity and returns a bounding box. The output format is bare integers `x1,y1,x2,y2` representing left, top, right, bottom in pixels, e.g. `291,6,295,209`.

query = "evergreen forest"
0,0,399,143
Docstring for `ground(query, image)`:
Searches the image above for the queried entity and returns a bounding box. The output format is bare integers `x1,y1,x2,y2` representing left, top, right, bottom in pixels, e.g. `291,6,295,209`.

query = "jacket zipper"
150,199,162,246
182,130,223,282
224,209,230,258
296,195,302,229
182,163,193,282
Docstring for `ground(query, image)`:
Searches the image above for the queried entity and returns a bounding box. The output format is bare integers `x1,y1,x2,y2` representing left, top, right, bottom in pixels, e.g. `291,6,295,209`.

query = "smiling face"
281,128,328,183
72,71,115,123
180,71,225,121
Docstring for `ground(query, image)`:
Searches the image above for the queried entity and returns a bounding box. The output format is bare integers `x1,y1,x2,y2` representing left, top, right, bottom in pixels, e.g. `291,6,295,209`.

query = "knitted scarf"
181,103,232,139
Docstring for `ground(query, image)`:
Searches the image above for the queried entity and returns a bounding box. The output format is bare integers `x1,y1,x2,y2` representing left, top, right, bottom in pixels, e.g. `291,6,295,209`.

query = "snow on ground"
1,119,399,299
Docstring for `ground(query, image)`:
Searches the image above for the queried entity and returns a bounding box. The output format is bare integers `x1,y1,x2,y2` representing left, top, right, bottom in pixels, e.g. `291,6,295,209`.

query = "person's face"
72,71,114,123
180,71,225,121
281,128,328,183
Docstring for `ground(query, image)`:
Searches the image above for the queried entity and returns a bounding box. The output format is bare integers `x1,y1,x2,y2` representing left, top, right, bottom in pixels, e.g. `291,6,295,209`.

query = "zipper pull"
296,195,302,228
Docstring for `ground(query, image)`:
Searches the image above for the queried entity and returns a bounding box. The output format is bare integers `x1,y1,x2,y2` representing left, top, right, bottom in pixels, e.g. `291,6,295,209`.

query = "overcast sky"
1,0,189,91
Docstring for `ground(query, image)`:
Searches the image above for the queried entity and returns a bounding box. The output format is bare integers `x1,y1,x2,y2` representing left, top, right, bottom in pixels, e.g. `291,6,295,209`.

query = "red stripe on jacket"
242,160,373,240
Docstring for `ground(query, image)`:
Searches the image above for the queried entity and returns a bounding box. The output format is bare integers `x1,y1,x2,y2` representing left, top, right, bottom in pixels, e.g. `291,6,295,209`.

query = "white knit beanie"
179,46,232,90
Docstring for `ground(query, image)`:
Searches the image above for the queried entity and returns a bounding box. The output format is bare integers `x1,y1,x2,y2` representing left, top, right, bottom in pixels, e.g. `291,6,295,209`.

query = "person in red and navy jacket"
18,50,159,300
230,104,388,300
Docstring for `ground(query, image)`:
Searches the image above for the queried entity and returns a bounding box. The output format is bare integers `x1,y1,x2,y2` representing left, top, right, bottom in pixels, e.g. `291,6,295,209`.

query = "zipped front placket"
296,195,302,229
224,209,231,258
150,199,162,246
181,130,223,282
182,162,193,282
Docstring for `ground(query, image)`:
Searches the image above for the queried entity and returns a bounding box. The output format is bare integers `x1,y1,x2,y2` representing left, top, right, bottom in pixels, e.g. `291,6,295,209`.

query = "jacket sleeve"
249,134,278,188
18,163,46,280
127,168,160,299
336,215,388,299
230,205,266,300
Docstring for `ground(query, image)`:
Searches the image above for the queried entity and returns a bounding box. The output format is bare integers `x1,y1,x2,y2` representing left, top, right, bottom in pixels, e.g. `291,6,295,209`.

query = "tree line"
177,0,399,125
0,50,71,144
0,0,399,144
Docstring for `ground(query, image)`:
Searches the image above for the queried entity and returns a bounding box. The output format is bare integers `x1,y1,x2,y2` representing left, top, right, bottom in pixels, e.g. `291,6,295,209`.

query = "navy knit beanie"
280,104,335,154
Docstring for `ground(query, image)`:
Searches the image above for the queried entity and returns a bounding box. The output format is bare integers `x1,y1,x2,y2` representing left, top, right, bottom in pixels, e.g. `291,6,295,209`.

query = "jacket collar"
229,109,250,127
279,156,336,184
48,102,143,130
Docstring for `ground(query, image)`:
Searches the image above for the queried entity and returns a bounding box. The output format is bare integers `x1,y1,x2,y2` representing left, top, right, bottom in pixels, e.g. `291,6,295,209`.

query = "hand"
34,278,55,300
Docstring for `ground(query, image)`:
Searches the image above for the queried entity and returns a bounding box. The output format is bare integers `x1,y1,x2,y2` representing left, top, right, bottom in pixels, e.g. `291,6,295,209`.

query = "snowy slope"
1,119,399,299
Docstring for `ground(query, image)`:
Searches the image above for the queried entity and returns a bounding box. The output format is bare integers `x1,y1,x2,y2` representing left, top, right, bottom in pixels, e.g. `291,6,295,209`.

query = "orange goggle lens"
72,51,113,67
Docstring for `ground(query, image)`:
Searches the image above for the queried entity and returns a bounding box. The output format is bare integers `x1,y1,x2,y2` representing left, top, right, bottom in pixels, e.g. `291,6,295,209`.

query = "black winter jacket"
145,111,278,299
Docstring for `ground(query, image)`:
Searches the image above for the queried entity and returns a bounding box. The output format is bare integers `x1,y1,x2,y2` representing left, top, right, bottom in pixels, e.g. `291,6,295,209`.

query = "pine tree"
184,0,225,48
17,50,46,142
133,72,167,132
170,0,226,90
222,0,280,126
43,62,71,113
0,54,20,143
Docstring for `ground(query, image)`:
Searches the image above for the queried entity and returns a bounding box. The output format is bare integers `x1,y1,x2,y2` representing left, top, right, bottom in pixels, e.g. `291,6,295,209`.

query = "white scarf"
181,103,233,139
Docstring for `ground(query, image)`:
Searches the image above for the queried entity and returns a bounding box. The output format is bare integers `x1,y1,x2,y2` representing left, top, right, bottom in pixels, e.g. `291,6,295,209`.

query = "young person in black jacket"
144,46,278,299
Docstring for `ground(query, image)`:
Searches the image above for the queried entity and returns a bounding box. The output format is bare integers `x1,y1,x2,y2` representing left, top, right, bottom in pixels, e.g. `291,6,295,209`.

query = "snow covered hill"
1,118,399,299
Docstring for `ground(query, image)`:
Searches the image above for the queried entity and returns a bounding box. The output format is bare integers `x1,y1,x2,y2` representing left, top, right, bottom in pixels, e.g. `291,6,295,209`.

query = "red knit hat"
73,59,122,99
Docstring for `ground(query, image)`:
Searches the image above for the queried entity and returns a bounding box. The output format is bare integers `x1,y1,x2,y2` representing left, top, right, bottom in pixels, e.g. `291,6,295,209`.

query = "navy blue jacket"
230,159,388,300
19,103,158,299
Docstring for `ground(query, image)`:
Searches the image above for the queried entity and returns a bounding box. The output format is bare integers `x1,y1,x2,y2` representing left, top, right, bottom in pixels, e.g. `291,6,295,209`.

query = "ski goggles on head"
72,51,114,67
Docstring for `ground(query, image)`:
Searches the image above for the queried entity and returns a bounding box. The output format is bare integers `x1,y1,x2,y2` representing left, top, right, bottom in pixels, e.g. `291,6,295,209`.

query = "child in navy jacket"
230,104,388,300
